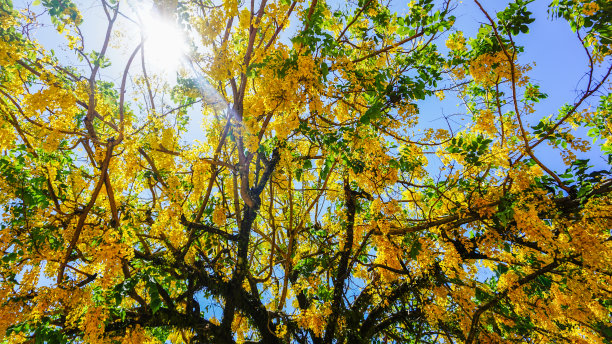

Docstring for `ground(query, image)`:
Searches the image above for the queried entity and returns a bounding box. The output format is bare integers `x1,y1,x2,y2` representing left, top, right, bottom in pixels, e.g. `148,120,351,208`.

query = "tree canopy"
0,0,611,342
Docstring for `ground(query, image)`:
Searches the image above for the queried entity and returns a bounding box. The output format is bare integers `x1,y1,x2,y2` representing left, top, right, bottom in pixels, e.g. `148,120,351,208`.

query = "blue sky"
416,0,609,172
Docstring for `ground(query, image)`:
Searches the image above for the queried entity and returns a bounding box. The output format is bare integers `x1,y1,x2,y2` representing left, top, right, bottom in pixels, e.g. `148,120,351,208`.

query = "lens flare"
136,4,187,75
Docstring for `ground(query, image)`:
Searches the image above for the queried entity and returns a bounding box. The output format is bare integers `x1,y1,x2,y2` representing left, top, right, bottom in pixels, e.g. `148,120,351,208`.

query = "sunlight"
136,3,187,75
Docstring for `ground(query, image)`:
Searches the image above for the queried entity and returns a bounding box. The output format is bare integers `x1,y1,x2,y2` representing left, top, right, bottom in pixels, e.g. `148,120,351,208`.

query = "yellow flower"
582,2,599,16
212,206,227,227
445,32,466,52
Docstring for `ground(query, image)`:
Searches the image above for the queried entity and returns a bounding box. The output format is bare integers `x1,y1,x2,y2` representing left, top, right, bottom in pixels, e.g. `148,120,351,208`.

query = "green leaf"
320,62,329,80
320,156,334,180
147,280,162,314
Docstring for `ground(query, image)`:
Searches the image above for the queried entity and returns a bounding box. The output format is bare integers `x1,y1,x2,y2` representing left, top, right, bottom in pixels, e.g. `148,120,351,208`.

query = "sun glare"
137,5,187,75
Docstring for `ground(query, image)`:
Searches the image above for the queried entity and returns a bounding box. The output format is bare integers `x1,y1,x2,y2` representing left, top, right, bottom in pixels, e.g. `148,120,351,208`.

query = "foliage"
0,0,611,343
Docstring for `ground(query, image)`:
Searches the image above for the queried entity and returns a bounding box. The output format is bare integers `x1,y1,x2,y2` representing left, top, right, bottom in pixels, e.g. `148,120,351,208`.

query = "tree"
0,0,611,342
